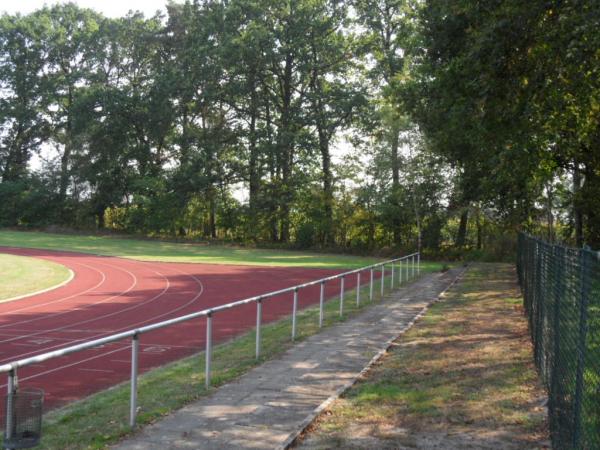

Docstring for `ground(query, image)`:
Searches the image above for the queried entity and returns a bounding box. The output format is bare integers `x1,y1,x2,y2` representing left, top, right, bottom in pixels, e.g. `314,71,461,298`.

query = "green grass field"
0,253,71,302
0,230,384,269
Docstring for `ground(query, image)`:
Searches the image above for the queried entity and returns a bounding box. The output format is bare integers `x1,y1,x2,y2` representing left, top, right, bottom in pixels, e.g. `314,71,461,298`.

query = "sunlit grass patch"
0,253,71,301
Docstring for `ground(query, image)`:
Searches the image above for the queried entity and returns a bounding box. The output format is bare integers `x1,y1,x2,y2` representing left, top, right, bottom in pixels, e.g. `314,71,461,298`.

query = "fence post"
205,313,212,389
533,241,542,364
255,299,262,359
292,288,298,341
369,268,374,301
319,281,325,328
339,276,345,317
548,244,563,434
390,262,394,288
380,265,385,297
417,253,420,275
356,272,361,307
573,247,591,448
405,257,409,282
129,333,139,428
412,254,415,278
399,258,403,285
5,368,17,442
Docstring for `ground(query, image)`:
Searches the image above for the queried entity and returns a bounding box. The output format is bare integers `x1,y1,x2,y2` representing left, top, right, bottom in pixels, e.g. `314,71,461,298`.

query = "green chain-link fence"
517,233,600,449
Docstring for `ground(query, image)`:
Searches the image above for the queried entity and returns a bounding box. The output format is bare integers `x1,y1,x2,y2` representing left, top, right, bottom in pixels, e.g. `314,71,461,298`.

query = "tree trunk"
390,125,401,246
277,51,294,244
248,73,260,219
318,126,334,245
456,209,469,247
265,99,279,242
209,193,216,239
546,183,554,242
475,208,482,250
573,165,583,247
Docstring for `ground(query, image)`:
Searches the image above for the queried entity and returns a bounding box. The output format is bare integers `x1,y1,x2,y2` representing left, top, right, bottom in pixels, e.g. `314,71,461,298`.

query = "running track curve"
0,247,362,415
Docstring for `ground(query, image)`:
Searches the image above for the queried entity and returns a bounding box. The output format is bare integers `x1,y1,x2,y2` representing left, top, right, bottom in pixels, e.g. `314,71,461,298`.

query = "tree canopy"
0,0,597,252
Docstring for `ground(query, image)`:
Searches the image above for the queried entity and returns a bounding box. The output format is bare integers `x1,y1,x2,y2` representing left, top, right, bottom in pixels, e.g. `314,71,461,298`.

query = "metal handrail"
2,251,420,434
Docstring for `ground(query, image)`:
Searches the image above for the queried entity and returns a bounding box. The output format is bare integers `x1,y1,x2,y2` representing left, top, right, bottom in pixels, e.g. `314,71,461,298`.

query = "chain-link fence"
517,233,600,449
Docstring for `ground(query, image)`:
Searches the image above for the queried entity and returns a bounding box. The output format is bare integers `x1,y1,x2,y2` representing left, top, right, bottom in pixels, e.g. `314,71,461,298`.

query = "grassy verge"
296,263,549,449
0,253,71,302
0,230,383,269
2,262,445,449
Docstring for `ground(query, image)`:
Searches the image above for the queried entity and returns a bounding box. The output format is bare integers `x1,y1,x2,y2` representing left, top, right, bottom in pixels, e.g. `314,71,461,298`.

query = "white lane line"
0,260,138,348
79,368,114,374
0,267,205,387
0,261,106,317
0,268,75,304
0,328,115,334
0,346,128,390
0,265,171,362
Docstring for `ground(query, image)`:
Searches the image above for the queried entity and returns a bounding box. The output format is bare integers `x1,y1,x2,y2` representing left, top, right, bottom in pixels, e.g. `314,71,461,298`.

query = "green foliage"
0,0,595,253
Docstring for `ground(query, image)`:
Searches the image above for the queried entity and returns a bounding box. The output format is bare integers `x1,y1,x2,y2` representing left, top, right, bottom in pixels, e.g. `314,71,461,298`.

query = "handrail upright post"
339,276,345,317
5,368,17,442
417,253,421,275
399,258,403,285
255,299,262,360
391,262,394,289
319,281,325,328
205,313,213,389
130,334,139,428
292,288,298,341
380,264,385,298
356,272,361,307
405,257,409,281
369,268,374,301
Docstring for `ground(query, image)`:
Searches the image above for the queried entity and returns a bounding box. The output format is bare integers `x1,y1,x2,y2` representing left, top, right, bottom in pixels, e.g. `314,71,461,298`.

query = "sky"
1,0,175,18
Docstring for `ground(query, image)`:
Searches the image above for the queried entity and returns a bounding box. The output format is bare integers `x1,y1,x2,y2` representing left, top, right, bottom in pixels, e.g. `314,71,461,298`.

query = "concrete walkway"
114,267,464,450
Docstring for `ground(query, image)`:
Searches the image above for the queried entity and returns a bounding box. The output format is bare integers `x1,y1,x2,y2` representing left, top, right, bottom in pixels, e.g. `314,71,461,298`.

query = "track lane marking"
0,268,204,386
0,263,204,362
0,261,106,318
0,260,138,349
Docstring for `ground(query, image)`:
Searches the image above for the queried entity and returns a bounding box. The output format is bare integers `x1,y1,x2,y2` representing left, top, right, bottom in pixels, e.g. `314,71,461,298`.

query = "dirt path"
296,263,550,449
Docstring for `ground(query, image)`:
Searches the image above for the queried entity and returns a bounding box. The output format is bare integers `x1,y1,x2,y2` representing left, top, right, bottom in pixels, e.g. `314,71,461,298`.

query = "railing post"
405,257,409,281
319,281,325,328
205,313,212,389
380,264,385,297
5,368,17,443
130,333,139,428
417,252,421,275
390,262,394,288
255,299,262,360
292,288,298,341
369,268,374,301
339,276,345,317
356,272,361,307
399,258,403,285
412,255,415,278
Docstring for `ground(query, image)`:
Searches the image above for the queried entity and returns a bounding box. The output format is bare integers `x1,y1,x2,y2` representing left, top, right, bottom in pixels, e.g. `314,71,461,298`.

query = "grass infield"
0,230,383,269
0,263,445,450
0,253,71,302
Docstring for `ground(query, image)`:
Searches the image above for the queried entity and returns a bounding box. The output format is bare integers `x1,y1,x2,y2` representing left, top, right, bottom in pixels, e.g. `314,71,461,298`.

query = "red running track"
0,247,365,415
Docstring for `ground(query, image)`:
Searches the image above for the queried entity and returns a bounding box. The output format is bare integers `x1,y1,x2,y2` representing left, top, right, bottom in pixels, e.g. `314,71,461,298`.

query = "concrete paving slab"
114,267,463,450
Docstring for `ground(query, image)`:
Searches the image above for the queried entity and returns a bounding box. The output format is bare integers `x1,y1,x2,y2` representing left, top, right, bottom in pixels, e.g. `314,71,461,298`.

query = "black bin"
3,388,44,449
